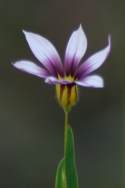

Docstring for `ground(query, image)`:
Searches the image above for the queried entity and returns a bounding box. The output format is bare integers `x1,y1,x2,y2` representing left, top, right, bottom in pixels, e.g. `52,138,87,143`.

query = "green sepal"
65,126,79,188
55,158,67,188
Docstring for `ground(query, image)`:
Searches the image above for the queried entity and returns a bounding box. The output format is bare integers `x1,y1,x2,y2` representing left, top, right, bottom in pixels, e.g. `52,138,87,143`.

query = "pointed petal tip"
73,24,84,34
22,30,31,39
78,24,83,30
22,30,27,35
11,60,23,68
22,30,34,37
106,34,112,57
108,34,111,42
12,62,18,68
22,30,31,37
78,24,84,34
108,34,112,49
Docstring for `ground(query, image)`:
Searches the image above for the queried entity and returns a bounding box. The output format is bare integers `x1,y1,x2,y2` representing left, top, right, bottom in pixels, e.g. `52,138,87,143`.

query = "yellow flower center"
55,75,78,111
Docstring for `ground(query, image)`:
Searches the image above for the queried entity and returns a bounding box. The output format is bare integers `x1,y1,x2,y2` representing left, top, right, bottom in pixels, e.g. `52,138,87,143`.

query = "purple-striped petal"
75,75,104,88
23,30,63,76
13,60,48,78
45,76,73,85
76,35,111,78
64,25,87,74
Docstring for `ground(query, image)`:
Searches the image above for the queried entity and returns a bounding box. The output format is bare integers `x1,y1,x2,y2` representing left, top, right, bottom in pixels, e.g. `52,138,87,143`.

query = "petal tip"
108,33,111,41
22,30,27,35
79,24,83,30
22,30,32,38
100,80,104,88
12,61,22,69
108,34,112,49
22,30,31,38
74,24,84,34
12,62,17,68
78,24,84,34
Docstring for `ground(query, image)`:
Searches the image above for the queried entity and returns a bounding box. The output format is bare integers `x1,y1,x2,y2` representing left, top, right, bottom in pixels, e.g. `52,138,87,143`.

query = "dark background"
0,0,124,187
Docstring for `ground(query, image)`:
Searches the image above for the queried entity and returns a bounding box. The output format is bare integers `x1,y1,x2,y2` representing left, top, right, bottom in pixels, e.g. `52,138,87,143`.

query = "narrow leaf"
55,158,67,188
65,126,79,188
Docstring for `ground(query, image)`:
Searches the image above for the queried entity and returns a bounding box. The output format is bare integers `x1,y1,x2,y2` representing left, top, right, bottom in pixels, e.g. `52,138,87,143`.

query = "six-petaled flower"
13,25,111,110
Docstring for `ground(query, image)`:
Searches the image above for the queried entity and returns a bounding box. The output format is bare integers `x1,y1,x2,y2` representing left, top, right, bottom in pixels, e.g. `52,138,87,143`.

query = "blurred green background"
0,0,124,187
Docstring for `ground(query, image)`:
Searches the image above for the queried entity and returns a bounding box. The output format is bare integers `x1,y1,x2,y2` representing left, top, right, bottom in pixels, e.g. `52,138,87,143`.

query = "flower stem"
64,110,69,155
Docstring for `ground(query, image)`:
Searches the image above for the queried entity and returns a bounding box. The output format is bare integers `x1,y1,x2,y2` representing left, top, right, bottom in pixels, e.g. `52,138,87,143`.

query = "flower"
13,25,111,110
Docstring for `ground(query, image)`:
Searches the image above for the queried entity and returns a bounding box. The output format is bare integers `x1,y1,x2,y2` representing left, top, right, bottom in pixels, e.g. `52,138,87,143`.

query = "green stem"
64,110,69,155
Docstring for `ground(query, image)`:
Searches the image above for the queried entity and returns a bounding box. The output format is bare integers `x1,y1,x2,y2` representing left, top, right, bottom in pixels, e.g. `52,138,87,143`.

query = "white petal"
23,30,63,74
76,75,104,88
77,35,111,77
45,76,72,85
13,60,48,78
45,76,58,84
64,25,87,71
